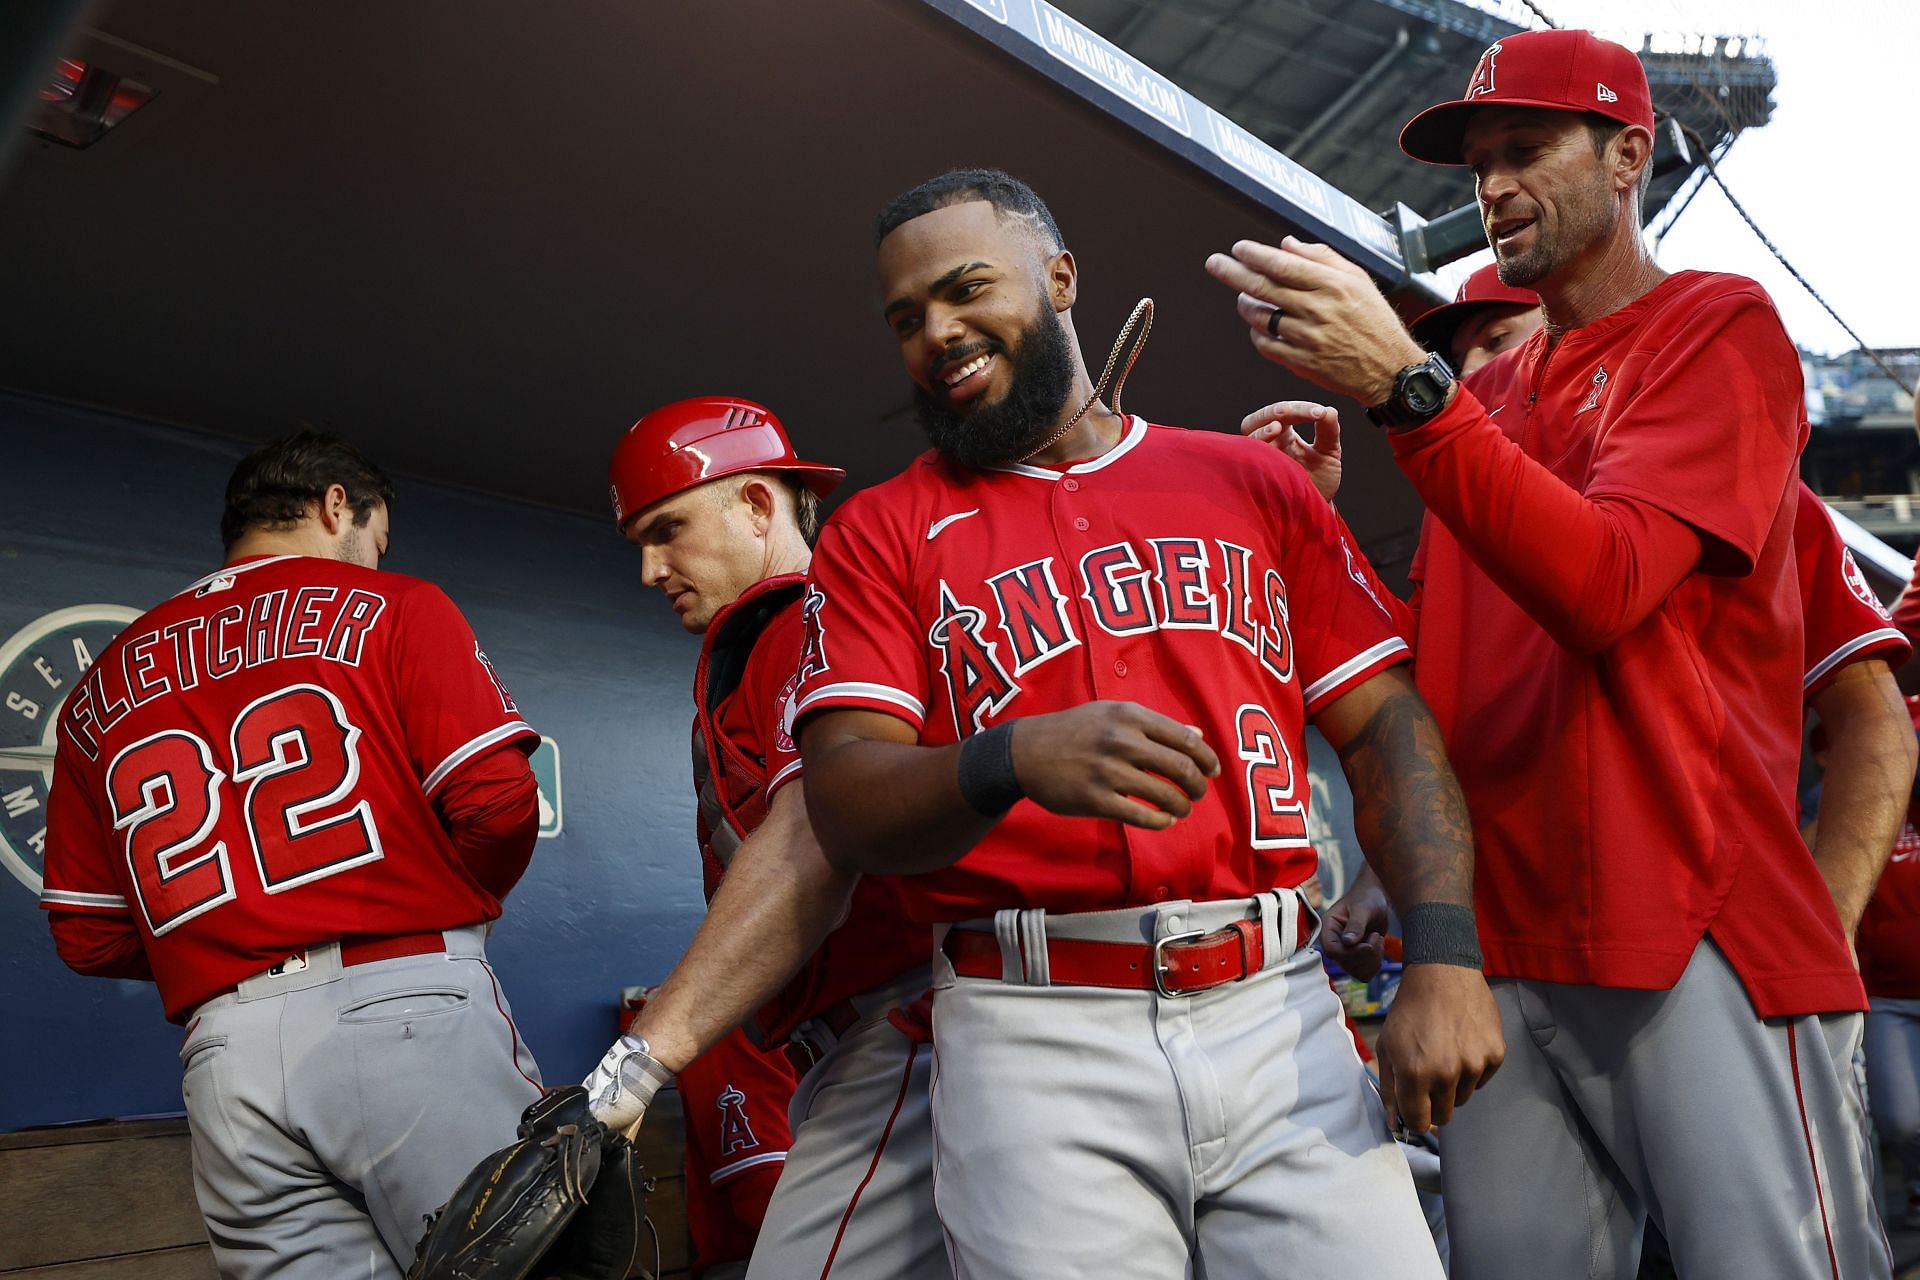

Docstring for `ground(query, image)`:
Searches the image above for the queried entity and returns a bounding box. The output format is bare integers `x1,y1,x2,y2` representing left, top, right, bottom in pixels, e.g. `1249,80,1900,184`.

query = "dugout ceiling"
0,0,1428,573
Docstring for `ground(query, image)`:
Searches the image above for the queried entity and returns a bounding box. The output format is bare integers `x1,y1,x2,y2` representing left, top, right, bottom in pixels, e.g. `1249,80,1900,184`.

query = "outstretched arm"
582,782,855,1130
1314,666,1504,1133
628,783,854,1071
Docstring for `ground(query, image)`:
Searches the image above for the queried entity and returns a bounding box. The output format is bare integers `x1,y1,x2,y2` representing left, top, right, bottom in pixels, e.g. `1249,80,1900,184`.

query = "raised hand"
1206,237,1429,406
1241,399,1343,503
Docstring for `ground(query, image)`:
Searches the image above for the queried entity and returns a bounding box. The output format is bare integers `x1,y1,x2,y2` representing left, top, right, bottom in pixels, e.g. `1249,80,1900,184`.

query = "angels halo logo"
0,604,141,895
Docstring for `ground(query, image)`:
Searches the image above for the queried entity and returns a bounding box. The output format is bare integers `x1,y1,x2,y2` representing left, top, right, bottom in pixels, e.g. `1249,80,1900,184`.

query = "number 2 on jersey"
106,684,383,934
1235,703,1308,847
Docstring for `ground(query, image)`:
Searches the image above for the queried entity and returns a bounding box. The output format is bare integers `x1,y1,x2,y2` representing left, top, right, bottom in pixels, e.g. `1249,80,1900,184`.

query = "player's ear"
316,483,351,534
739,476,778,535
1612,125,1653,197
1047,249,1077,313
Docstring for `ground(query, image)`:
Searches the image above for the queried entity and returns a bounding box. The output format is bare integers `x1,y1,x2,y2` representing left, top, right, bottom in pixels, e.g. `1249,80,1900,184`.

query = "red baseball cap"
1400,28,1654,165
1410,263,1540,351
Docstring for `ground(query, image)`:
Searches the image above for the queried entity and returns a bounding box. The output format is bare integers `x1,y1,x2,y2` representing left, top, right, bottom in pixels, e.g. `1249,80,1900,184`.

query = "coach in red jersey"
1209,27,1902,1280
41,432,545,1280
792,168,1502,1276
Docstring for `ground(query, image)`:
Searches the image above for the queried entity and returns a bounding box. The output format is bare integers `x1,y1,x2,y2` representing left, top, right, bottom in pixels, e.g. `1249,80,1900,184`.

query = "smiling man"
1207,27,1894,1280
791,168,1503,1276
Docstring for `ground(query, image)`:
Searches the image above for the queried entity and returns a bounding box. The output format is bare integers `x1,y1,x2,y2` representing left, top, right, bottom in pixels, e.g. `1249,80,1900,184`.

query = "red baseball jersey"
40,554,537,1021
1399,271,1852,1017
696,580,930,1041
793,418,1410,920
1797,483,1907,693
676,1030,795,1274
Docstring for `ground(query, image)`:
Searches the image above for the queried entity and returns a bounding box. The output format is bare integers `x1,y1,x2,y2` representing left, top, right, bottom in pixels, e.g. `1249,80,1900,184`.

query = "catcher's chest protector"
687,574,830,1043
690,574,807,893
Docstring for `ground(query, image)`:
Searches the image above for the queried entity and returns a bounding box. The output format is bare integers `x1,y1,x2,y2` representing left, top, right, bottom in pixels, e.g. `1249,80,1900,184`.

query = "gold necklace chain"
1017,297,1155,463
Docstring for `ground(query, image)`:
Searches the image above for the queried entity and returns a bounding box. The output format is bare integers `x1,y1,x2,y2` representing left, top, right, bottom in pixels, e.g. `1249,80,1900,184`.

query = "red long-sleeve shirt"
1394,271,1855,1018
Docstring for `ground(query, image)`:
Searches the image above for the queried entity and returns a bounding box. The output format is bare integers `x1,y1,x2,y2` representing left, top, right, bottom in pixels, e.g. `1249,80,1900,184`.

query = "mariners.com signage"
940,0,1405,273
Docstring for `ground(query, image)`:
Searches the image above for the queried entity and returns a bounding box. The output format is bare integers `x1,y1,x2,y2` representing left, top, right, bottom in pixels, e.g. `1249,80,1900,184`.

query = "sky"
1445,0,1917,357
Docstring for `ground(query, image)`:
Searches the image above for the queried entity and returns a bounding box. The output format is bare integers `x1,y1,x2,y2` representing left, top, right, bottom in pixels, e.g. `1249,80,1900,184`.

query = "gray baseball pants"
1441,937,1890,1279
744,967,950,1280
178,925,544,1280
927,890,1445,1279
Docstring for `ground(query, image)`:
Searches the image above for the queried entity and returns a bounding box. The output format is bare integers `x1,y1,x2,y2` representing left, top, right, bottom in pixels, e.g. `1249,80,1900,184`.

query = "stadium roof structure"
0,0,1795,584
1049,0,1777,236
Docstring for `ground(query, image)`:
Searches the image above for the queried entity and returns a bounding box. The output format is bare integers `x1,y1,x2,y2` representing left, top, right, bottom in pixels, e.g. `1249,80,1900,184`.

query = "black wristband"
957,722,1023,817
1399,902,1483,969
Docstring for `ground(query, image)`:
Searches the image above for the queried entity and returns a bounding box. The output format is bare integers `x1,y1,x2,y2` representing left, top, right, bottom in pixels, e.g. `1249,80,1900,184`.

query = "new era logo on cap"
1398,28,1655,165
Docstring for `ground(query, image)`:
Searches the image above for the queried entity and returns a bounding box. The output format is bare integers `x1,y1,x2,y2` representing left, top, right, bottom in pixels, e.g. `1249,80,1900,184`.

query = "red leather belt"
945,909,1312,997
337,931,449,967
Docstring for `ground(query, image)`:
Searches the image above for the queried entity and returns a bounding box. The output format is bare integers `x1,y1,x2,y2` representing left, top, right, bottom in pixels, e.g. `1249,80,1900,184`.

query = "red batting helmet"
608,396,846,535
1409,263,1541,354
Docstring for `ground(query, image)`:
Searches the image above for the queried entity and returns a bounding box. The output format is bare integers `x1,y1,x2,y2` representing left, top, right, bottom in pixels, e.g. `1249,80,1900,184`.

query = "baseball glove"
406,1086,653,1280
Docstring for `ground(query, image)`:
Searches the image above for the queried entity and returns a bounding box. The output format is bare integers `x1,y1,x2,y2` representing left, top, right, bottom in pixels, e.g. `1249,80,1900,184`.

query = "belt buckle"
1152,928,1209,997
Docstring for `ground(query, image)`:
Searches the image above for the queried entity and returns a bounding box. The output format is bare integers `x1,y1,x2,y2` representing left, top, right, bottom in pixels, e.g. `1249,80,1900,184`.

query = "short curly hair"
220,429,395,550
875,168,1065,254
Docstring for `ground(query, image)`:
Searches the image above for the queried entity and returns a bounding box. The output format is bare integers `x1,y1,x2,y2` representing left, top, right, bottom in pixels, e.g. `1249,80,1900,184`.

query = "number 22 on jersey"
105,683,382,934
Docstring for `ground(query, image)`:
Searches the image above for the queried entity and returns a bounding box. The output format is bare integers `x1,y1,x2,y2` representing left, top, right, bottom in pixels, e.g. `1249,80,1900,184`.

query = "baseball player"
583,398,948,1279
617,991,796,1279
790,167,1503,1277
1408,260,1545,377
1207,27,1902,1278
39,431,545,1280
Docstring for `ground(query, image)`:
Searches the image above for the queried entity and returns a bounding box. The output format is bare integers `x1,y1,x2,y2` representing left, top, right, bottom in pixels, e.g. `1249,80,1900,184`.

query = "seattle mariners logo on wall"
0,605,141,895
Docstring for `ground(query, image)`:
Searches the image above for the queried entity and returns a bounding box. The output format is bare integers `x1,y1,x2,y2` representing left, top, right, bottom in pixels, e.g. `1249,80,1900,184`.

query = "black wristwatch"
1365,353,1457,429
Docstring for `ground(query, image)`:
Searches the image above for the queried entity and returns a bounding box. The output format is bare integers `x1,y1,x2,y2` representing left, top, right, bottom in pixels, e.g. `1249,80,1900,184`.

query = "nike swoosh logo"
927,509,981,541
1488,406,1506,417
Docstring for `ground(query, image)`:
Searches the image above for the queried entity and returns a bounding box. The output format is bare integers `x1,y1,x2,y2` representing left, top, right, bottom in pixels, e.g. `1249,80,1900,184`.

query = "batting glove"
581,1034,675,1132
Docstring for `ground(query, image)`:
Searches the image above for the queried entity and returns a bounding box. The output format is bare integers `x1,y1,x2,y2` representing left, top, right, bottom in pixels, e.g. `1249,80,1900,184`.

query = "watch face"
1404,371,1444,414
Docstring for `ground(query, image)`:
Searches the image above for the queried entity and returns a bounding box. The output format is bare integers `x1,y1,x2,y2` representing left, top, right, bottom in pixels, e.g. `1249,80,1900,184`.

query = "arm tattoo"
1338,688,1475,908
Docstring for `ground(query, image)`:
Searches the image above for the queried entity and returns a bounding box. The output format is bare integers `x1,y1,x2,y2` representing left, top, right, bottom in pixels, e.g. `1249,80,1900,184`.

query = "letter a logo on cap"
1597,82,1619,103
1466,42,1501,98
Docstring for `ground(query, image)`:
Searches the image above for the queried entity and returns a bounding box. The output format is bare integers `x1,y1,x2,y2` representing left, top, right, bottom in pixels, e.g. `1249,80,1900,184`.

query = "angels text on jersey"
807,533,1313,738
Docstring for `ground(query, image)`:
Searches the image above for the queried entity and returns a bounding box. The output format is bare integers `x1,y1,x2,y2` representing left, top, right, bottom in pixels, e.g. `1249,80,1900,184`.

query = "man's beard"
913,302,1076,471
1493,174,1617,288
